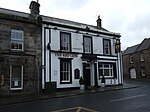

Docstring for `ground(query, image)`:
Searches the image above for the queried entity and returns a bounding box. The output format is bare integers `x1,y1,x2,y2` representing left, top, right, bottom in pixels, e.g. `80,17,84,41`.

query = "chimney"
96,15,102,28
29,1,40,16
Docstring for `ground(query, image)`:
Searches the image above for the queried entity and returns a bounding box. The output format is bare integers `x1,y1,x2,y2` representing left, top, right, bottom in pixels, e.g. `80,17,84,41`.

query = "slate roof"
136,38,150,52
123,44,139,55
0,7,120,37
123,38,150,55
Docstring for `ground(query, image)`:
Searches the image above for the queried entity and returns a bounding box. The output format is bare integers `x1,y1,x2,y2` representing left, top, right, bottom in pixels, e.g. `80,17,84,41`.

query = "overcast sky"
0,0,150,50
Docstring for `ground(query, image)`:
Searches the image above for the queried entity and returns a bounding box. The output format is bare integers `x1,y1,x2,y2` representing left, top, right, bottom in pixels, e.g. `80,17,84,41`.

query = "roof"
0,7,121,37
123,38,150,55
123,44,139,55
42,15,120,37
0,7,32,18
136,38,150,52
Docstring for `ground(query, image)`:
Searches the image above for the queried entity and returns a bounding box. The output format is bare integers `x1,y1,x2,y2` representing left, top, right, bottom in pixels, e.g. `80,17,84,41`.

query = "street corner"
51,106,98,112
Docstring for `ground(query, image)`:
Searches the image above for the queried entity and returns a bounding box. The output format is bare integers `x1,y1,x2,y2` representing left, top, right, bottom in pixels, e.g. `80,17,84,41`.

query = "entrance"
83,63,91,86
130,68,136,79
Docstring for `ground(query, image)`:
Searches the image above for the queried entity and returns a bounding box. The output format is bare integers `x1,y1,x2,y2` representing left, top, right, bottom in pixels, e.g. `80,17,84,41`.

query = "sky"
0,0,150,50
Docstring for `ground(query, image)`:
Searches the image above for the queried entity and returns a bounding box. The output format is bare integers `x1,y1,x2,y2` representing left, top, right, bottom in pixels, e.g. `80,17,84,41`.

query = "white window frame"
60,62,70,83
84,36,92,53
141,68,146,77
60,32,71,52
140,53,144,62
99,64,114,78
11,29,24,51
10,65,23,90
130,56,133,63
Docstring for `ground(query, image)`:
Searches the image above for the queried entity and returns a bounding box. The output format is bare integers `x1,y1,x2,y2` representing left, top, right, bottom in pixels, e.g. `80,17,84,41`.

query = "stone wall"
0,13,42,94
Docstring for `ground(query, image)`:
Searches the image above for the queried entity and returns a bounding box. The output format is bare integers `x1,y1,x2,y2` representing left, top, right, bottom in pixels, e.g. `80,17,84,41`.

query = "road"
0,81,150,112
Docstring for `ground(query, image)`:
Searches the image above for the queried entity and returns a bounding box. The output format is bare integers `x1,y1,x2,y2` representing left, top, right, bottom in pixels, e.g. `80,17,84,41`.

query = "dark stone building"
123,38,150,80
0,1,42,94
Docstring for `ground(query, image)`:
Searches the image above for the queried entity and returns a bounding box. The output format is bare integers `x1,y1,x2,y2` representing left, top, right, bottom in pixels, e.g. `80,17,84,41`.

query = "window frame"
140,53,144,62
83,36,92,53
98,63,116,78
103,39,111,55
10,65,23,90
141,68,146,77
130,56,134,64
60,58,72,84
60,32,71,52
11,29,24,51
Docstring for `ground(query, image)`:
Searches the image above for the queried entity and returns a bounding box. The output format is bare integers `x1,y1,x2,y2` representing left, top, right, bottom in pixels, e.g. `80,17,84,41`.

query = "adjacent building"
0,1,123,94
0,1,42,94
123,38,150,80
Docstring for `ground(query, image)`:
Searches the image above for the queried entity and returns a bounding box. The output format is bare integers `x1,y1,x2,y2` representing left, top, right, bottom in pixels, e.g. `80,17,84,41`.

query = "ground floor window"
60,58,72,84
10,65,23,90
98,63,116,78
141,68,146,77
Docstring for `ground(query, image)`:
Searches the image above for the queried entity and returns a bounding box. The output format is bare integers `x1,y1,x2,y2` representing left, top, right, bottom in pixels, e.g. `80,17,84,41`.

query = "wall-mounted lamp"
54,27,58,30
47,43,51,50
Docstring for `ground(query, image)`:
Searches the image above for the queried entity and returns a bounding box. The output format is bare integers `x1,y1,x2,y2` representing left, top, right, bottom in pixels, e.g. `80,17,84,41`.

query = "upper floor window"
130,56,133,64
103,39,111,55
140,53,144,62
83,36,92,53
11,29,24,51
60,32,71,52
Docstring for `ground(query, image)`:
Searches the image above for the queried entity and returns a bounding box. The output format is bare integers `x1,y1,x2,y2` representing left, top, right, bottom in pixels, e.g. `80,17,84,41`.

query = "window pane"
84,37,92,53
60,60,71,83
11,30,23,51
104,39,110,55
104,69,109,76
11,65,22,88
60,33,70,51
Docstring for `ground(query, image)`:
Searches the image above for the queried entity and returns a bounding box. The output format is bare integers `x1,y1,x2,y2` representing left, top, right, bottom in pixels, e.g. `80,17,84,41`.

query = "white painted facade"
41,16,123,89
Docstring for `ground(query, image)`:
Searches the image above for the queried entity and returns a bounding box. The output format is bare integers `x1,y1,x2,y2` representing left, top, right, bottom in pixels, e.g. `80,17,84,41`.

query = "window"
141,68,146,77
74,68,80,79
11,29,24,51
83,36,92,53
98,63,116,78
10,65,23,90
60,32,71,52
130,56,133,63
103,39,111,55
60,59,72,83
140,53,144,62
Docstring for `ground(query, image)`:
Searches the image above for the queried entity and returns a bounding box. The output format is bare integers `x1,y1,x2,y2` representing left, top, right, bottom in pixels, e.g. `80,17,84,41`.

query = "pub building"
41,14,123,89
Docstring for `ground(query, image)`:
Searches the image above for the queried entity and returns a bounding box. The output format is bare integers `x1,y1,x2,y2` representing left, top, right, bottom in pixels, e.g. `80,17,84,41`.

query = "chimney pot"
97,15,102,28
29,1,40,16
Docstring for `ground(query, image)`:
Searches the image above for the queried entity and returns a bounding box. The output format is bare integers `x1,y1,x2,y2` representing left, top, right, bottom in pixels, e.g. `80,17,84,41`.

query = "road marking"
51,106,97,112
110,94,146,102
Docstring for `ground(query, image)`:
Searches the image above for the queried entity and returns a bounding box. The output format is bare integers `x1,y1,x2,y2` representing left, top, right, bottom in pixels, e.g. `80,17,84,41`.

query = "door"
130,68,136,79
83,63,91,86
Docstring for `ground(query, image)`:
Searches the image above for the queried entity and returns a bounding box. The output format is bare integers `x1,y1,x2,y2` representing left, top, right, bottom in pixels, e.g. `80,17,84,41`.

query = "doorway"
83,63,91,86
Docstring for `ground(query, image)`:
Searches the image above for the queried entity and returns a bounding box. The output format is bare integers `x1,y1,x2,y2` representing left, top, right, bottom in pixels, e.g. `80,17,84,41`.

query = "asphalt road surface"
0,81,150,112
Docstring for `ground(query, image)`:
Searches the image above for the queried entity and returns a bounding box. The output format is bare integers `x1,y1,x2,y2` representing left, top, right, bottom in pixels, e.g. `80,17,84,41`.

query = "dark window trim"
83,35,93,54
103,39,111,56
60,32,71,52
59,58,72,84
98,62,117,79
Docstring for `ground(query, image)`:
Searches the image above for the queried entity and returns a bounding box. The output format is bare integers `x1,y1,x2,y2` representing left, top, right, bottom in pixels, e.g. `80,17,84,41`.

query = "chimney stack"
96,15,102,28
29,1,40,17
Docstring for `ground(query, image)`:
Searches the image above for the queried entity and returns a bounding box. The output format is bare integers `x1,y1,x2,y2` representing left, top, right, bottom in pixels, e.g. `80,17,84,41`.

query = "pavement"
0,80,142,106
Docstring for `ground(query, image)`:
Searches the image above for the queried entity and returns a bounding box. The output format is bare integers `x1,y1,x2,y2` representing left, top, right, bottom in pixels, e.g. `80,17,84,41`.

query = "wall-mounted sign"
54,53,78,58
